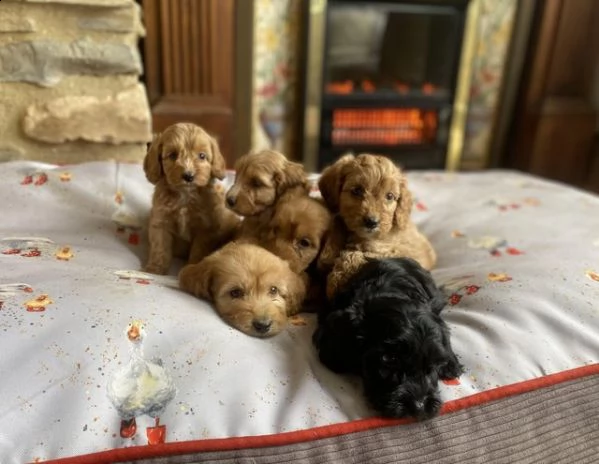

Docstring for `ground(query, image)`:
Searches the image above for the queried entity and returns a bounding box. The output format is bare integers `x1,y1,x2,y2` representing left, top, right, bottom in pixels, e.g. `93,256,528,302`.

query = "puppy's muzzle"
252,318,272,334
226,195,236,207
363,216,379,230
182,171,195,183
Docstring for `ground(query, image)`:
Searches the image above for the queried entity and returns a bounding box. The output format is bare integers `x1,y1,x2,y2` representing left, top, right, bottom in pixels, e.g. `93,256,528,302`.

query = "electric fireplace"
301,0,476,171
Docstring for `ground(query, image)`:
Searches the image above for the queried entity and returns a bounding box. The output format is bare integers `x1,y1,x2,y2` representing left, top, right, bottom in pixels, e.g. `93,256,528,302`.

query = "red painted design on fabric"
35,173,48,186
26,305,45,312
465,285,480,295
21,248,41,257
415,202,428,212
21,175,33,185
128,233,140,245
2,248,21,255
490,250,501,257
136,279,151,285
442,377,460,386
449,294,462,305
506,247,523,255
120,418,137,439
147,424,167,445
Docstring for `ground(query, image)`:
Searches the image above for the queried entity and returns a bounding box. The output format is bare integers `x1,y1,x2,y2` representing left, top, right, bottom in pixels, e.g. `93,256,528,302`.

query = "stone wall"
0,0,152,164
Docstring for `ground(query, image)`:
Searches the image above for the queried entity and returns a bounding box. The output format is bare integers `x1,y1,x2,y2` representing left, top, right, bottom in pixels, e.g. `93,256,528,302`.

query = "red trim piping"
39,363,599,464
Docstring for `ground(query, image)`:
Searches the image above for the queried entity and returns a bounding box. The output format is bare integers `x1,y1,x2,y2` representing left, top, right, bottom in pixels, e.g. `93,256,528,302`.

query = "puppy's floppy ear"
275,160,308,195
282,269,307,316
316,215,347,274
393,176,413,230
179,260,214,300
209,136,226,180
143,133,163,184
318,154,354,212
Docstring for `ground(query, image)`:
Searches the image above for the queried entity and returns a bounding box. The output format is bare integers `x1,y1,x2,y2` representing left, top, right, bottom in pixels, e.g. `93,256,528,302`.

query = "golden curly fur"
316,153,436,299
143,122,240,275
179,242,307,337
225,149,311,242
262,195,332,274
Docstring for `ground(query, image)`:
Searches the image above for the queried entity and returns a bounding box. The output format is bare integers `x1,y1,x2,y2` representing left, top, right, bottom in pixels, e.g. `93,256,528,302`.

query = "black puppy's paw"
438,356,465,380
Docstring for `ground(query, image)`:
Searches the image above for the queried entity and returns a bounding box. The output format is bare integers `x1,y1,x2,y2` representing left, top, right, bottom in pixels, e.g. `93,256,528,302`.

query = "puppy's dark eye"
198,152,207,160
250,178,263,188
269,286,279,296
385,192,395,201
167,152,177,161
350,186,364,197
298,238,311,248
229,288,244,299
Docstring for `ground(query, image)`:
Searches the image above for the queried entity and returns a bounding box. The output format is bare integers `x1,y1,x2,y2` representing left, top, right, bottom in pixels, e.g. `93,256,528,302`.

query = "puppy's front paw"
143,263,168,275
438,357,464,380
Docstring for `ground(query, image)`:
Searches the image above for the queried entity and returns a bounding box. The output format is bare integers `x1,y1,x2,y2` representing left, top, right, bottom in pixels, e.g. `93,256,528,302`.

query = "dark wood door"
140,0,236,164
505,0,599,188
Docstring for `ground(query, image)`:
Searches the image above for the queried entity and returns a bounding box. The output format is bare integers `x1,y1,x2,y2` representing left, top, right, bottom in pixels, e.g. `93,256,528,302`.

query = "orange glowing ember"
332,109,438,146
326,80,439,96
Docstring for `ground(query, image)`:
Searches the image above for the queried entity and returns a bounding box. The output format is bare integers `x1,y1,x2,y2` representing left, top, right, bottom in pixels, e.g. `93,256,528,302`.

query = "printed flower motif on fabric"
466,235,524,257
484,196,540,211
443,272,513,306
413,197,428,212
114,270,178,289
24,294,53,312
107,320,177,445
20,172,48,186
0,283,34,312
0,237,73,261
585,270,599,282
112,162,141,245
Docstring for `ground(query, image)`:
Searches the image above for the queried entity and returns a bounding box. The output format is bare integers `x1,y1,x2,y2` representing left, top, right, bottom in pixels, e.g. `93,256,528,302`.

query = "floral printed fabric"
1,161,598,462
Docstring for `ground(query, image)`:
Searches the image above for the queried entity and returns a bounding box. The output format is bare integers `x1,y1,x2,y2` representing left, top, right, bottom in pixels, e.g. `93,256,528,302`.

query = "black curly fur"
313,257,464,420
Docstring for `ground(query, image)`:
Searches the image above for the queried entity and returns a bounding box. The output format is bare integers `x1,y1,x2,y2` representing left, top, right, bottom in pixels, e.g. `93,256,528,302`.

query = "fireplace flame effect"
326,80,439,96
332,109,438,145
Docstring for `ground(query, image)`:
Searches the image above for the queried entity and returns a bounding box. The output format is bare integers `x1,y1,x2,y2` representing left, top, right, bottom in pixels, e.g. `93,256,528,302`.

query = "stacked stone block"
0,0,152,163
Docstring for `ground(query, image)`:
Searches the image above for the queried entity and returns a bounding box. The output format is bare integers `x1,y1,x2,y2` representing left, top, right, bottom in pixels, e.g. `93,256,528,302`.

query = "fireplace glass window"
324,3,463,98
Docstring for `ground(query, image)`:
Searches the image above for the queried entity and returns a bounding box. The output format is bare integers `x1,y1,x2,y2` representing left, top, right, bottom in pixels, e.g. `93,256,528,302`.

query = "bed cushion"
1,161,598,463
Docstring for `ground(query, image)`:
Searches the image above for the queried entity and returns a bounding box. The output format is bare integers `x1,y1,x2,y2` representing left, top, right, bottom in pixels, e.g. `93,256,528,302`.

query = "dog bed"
1,160,598,463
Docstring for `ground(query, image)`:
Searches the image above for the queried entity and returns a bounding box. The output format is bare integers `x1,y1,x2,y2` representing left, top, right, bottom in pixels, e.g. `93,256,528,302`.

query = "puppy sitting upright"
143,123,239,275
179,242,307,338
225,149,311,242
313,257,463,420
316,153,436,299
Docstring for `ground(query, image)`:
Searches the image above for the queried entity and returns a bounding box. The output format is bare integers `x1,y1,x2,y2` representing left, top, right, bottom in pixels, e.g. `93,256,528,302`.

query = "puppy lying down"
179,242,307,338
313,257,463,420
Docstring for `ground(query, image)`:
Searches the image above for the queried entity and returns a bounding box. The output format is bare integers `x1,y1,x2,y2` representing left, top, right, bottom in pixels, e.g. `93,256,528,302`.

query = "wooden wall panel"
141,0,236,164
505,0,599,189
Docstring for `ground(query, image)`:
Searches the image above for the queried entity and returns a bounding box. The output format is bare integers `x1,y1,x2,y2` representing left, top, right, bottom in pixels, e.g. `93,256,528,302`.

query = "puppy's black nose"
252,319,272,334
226,196,236,207
182,172,195,183
363,216,379,229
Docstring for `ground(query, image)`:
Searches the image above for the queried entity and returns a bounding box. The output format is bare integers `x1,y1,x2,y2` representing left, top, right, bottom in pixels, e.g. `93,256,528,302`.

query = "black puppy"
313,257,463,420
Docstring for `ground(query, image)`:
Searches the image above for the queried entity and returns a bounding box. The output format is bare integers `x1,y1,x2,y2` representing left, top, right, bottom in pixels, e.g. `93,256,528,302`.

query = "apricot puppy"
225,149,311,241
143,122,239,275
317,153,436,299
179,242,307,338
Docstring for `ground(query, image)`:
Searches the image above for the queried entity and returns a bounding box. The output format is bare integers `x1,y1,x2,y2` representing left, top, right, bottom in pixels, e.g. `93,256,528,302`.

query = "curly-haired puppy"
225,149,311,241
263,195,332,275
143,123,240,275
313,257,463,420
179,242,307,338
316,153,436,298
